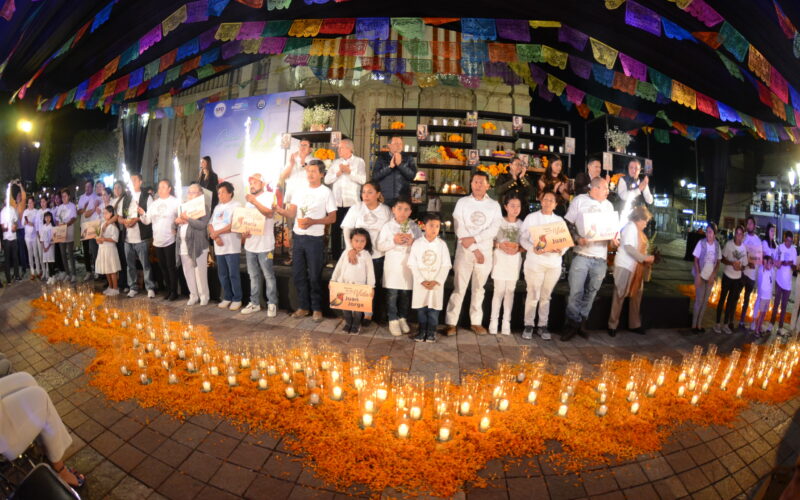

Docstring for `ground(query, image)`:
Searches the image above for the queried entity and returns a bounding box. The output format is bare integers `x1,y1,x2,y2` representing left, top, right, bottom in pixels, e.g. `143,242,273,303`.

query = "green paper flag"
516,44,542,63
656,110,672,126
654,129,670,144
716,51,743,82
392,18,425,40
635,81,657,102
402,40,430,57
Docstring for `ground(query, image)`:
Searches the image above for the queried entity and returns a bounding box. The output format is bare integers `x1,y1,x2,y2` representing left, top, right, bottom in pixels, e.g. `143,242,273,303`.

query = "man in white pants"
444,171,502,335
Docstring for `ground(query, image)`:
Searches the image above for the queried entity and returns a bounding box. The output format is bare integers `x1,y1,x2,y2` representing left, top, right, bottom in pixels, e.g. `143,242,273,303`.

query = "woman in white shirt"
22,197,41,280
341,181,391,326
109,181,129,291
208,182,243,310
691,223,721,333
176,183,211,306
139,179,181,300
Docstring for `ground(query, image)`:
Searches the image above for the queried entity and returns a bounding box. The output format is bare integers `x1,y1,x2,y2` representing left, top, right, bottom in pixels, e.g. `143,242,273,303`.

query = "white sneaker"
765,323,773,333
713,323,722,334
501,321,511,335
229,301,242,311
200,297,209,306
147,289,156,299
186,296,199,306
102,288,112,296
538,327,552,341
488,320,498,335
127,289,138,298
107,289,120,296
722,324,732,335
398,318,410,334
218,300,231,309
388,320,402,336
46,277,55,285
267,304,277,317
240,303,260,315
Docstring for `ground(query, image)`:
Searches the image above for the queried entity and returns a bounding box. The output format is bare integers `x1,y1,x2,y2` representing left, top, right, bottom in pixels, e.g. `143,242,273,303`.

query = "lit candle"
332,386,343,400
438,427,451,441
140,373,149,385
154,349,162,359
761,379,769,390
120,365,131,376
267,364,277,376
479,416,491,432
409,406,422,420
364,400,375,413
361,414,373,427
178,349,186,360
227,375,237,387
250,369,260,381
376,388,388,401
492,385,502,399
597,382,607,392
657,374,665,386
330,370,340,383
459,401,471,415
285,386,296,399
186,361,196,372
596,405,608,417
532,379,541,390
132,337,140,348
309,393,320,405
146,343,154,353
630,402,640,414
647,384,657,397
281,371,291,383
557,404,568,417
241,357,250,369
292,360,302,372
168,372,178,384
701,382,709,394
497,399,509,411
210,366,219,376
202,380,211,392
678,371,686,383
396,397,407,409
169,341,177,351
690,394,699,405
354,377,365,390
397,423,410,438
736,386,744,397
625,380,634,392
161,359,170,370
137,358,146,369
258,378,268,390
688,380,697,391
527,391,538,404
223,354,231,365
677,385,686,397
627,391,637,402
598,391,608,404
73,319,80,328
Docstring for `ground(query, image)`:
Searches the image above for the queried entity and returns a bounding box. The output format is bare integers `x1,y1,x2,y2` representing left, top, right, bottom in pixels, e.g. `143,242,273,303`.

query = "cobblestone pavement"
2,273,799,499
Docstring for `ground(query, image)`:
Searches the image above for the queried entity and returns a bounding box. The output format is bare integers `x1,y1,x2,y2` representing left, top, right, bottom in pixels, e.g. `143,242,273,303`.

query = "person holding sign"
55,189,78,283
325,139,366,260
691,223,721,333
488,194,524,335
408,213,451,343
739,216,761,331
209,182,243,311
616,159,654,208
519,192,570,341
562,177,619,341
444,171,503,336
77,179,101,281
330,228,375,334
607,206,655,337
240,174,278,318
139,179,181,301
274,159,337,323
95,206,121,296
494,157,534,217
176,183,211,306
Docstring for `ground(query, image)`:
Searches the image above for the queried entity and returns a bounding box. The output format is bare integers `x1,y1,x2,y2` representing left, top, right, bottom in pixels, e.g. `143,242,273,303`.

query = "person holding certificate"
176,183,211,306
209,182,243,311
55,189,78,283
240,174,278,317
139,179,181,301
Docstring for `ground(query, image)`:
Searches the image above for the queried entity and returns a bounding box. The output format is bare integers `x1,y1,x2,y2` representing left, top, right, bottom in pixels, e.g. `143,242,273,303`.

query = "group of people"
692,216,800,338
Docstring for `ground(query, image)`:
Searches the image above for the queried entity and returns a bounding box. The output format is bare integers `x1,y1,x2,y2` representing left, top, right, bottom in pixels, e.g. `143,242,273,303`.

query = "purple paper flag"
568,56,592,79
558,25,588,51
565,85,585,105
186,0,208,23
496,19,530,43
528,64,547,85
618,53,647,81
199,27,217,50
237,21,265,40
221,40,241,59
625,0,661,36
260,37,287,54
139,25,163,54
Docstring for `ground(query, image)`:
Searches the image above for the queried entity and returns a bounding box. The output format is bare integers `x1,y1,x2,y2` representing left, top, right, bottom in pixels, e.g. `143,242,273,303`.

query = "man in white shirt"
739,216,761,330
1,190,21,285
616,159,654,207
562,177,619,341
279,139,313,262
209,182,243,311
139,179,181,300
771,230,797,333
240,173,278,317
444,172,503,336
55,190,78,282
77,179,101,280
325,139,366,260
275,159,337,323
119,173,156,298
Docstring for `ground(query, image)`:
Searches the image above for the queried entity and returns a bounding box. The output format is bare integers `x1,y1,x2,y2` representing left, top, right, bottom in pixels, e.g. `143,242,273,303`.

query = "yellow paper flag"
529,20,562,28
590,38,618,69
215,23,242,42
671,81,697,110
547,74,566,96
541,45,568,70
289,19,323,37
605,101,622,115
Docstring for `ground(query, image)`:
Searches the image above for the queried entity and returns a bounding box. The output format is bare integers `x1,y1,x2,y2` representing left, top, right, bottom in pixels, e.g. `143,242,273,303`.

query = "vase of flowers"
606,127,632,153
303,104,336,132
314,148,335,168
481,122,497,135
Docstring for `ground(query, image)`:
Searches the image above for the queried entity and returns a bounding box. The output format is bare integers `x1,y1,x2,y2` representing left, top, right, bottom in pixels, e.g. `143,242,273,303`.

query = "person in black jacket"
198,156,219,210
573,156,608,196
494,156,534,217
371,136,417,207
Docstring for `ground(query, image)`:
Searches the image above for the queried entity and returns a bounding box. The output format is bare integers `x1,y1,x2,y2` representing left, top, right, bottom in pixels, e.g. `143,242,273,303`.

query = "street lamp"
770,180,776,190
17,119,33,134
790,170,796,188
680,179,686,187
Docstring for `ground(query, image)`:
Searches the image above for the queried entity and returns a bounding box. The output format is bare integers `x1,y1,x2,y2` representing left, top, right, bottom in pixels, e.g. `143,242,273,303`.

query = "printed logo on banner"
213,102,226,118
257,99,266,109
231,101,249,111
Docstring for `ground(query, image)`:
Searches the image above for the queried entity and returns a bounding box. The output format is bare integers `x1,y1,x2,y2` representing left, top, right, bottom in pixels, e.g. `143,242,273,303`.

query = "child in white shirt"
40,211,55,282
489,194,523,335
754,256,775,337
376,199,421,336
330,228,375,335
95,206,122,295
407,213,452,343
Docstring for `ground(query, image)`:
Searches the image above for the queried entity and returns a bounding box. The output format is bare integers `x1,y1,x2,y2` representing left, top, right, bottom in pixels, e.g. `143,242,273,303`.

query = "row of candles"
43,283,800,441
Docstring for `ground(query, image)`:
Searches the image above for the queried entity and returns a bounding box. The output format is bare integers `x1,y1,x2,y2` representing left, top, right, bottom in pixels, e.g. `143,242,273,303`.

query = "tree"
35,123,55,186
69,129,117,178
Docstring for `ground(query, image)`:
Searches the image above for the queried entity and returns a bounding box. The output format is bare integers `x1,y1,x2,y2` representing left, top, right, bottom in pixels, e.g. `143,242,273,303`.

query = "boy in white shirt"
771,231,796,334
408,212,451,342
209,182,243,310
376,198,421,336
275,159,337,323
240,174,278,317
55,190,78,283
444,172,502,336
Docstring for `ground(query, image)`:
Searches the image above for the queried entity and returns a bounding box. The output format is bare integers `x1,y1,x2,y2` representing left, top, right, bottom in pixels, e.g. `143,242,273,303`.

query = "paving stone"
736,443,760,465
714,475,743,499
503,458,541,478
107,443,147,473
622,483,657,499
687,443,716,465
639,456,672,482
107,475,155,500
580,470,617,496
197,485,242,500
288,485,337,499
209,462,258,496
228,441,272,470
73,418,105,442
245,475,295,500
179,450,222,481
109,417,144,441
651,475,689,499
663,450,696,474
732,465,757,492
544,474,585,500
157,472,207,500
700,460,729,483
68,446,106,475
130,457,174,490
85,459,127,498
610,463,647,489
90,430,124,457
507,476,548,499
148,414,184,437
264,451,304,482
170,422,211,448
130,427,168,455
677,468,710,493
197,431,239,460
720,452,747,475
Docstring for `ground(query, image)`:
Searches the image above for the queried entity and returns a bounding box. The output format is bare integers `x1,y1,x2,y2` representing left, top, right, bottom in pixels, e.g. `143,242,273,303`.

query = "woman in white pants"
175,183,211,305
22,197,41,279
0,372,84,488
519,192,568,341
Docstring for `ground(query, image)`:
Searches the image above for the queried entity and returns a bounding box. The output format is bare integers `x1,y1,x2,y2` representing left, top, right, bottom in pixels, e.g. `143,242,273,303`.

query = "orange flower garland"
314,148,335,161
30,295,800,497
390,121,406,130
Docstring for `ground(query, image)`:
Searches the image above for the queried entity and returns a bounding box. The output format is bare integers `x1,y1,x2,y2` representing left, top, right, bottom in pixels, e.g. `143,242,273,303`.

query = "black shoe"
342,324,352,333
361,317,372,327
631,327,646,335
425,330,436,343
577,320,589,338
414,331,426,342
561,329,577,342
608,328,616,337
167,293,179,301
349,327,360,335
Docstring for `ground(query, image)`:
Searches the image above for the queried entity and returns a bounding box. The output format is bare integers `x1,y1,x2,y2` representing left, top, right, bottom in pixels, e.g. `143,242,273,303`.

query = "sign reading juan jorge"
329,282,374,314
528,220,574,253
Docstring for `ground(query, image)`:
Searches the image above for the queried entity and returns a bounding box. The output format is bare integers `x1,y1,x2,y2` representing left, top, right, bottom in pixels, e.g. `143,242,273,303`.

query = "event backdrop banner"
199,90,305,201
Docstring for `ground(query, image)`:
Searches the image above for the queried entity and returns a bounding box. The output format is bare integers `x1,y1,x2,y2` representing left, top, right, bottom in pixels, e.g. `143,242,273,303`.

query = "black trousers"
2,239,20,282
82,238,98,274
115,233,128,289
155,243,178,297
330,208,349,262
717,274,743,325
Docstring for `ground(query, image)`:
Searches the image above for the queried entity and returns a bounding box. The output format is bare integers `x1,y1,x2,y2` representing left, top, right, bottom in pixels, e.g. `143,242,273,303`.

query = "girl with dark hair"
96,206,121,296
330,227,375,334
198,156,219,209
488,193,524,335
537,156,570,215
40,211,55,283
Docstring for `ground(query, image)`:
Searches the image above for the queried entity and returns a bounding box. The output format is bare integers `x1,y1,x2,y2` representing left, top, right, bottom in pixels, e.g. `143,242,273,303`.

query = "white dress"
408,236,452,310
40,225,55,263
491,219,523,281
95,224,121,274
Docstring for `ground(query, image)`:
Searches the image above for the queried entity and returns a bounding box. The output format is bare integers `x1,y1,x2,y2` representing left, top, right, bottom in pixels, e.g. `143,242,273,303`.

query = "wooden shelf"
427,125,474,134
290,94,355,110
516,132,565,141
438,192,468,197
418,140,469,149
290,131,349,143
417,163,472,171
517,149,572,157
477,133,516,143
479,156,511,163
375,129,417,137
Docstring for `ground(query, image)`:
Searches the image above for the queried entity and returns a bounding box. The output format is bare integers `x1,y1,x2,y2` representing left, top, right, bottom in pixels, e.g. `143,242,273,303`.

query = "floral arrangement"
419,147,440,164
437,146,466,163
605,127,632,152
302,104,335,131
610,173,624,191
390,121,405,130
314,148,335,161
481,122,497,132
478,163,508,186
448,134,464,143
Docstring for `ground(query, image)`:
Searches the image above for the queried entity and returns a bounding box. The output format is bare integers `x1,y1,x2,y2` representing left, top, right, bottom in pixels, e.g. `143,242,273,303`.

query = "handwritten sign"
231,207,265,236
80,220,100,240
745,242,762,269
529,220,574,253
181,196,206,219
329,282,374,313
579,211,620,242
52,225,67,244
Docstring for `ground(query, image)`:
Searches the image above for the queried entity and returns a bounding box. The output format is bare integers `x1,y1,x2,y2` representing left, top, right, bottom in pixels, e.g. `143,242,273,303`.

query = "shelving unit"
584,114,651,174
286,93,355,145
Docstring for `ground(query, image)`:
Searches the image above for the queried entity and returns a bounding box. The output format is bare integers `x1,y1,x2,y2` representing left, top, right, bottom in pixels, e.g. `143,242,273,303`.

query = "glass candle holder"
257,373,269,391
478,410,492,432
168,370,178,385
330,384,344,401
139,367,151,385
201,373,212,393
437,417,453,442
227,367,238,387
395,413,411,439
308,388,321,406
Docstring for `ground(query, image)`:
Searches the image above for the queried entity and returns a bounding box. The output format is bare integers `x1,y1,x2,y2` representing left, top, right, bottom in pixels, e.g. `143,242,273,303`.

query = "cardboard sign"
564,137,576,155
231,207,265,235
602,152,613,171
329,282,374,313
745,242,762,269
181,196,206,219
80,220,100,240
529,220,574,253
644,158,653,176
578,211,620,242
330,131,342,148
416,124,429,141
466,149,479,166
512,115,523,132
52,225,67,244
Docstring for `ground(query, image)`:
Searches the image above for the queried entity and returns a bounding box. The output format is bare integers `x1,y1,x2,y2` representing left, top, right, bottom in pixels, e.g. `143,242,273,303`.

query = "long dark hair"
199,156,215,181
539,156,567,193
764,223,777,249
350,227,373,254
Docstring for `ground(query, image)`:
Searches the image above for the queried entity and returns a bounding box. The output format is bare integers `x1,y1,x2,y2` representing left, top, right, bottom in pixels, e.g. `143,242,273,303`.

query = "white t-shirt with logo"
491,219,523,280
564,193,617,259
55,202,77,243
244,190,276,254
22,208,38,242
211,200,242,256
341,201,392,259
1,206,18,241
721,240,747,280
291,184,337,237
142,196,180,247
776,243,797,290
692,239,720,280
452,194,503,252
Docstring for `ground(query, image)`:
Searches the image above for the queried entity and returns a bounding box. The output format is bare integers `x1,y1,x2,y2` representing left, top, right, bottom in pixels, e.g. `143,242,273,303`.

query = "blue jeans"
566,254,607,324
216,253,242,302
417,307,439,332
386,288,410,321
246,250,278,306
292,233,324,311
124,240,155,292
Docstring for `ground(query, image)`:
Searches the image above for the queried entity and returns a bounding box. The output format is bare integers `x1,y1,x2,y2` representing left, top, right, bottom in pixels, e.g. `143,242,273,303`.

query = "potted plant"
302,104,335,131
605,127,632,153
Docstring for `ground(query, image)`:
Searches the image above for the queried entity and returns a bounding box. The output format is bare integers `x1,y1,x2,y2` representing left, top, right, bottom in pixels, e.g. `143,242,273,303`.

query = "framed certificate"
231,207,266,235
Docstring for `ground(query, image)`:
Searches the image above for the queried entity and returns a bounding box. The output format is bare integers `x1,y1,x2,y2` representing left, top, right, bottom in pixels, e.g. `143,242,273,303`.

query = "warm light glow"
32,141,40,148
679,179,686,187
17,119,33,133
789,169,796,187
